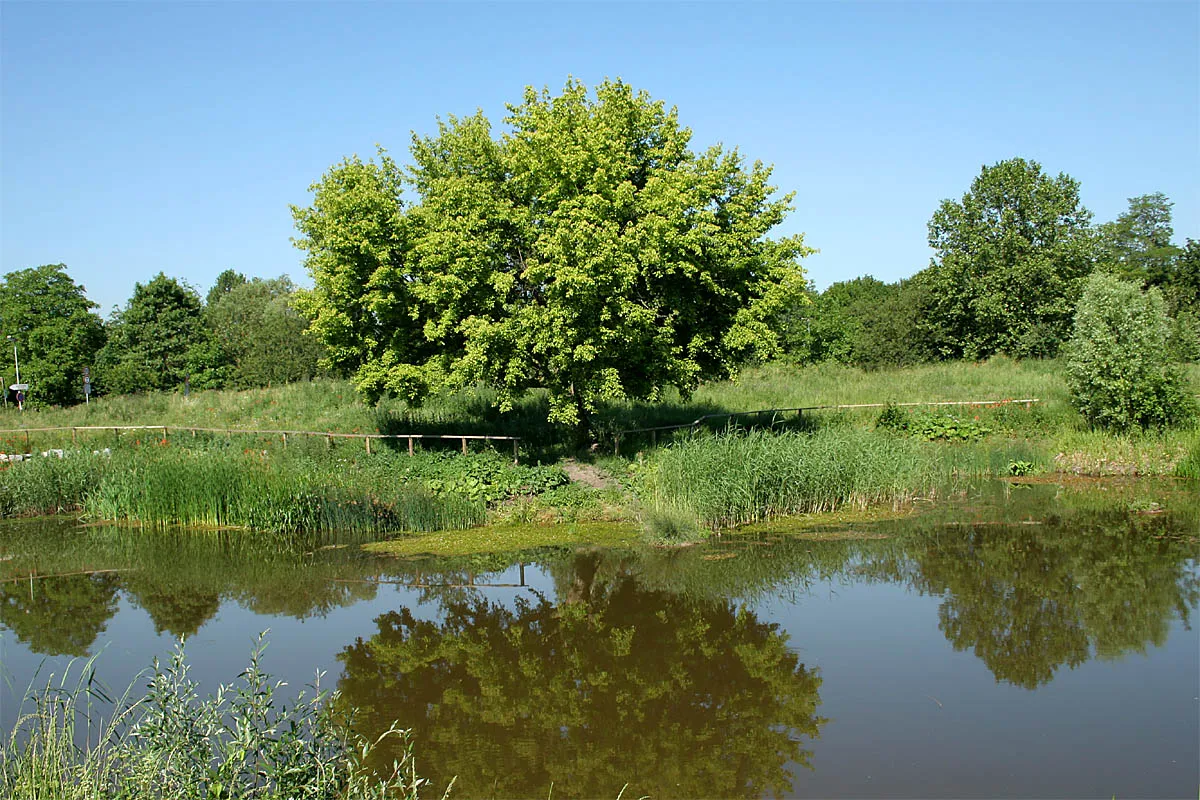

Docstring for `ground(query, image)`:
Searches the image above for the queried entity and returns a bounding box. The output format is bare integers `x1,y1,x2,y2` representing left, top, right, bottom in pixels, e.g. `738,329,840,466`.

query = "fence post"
326,435,333,449
512,438,519,465
408,436,414,456
614,434,620,458
72,428,77,445
281,433,287,449
365,436,372,455
461,437,468,455
24,430,30,453
162,426,168,444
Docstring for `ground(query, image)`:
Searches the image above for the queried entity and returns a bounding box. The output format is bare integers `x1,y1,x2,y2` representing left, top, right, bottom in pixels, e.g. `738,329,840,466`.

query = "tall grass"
83,450,484,535
641,428,946,531
0,638,442,800
0,449,484,534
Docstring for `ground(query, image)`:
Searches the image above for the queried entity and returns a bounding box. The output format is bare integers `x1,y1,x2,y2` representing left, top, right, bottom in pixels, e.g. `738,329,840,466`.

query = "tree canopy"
0,264,105,407
295,78,810,436
919,158,1096,359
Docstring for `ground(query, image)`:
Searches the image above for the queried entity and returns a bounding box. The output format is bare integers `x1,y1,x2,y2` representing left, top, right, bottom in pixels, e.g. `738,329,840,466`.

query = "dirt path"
562,459,617,490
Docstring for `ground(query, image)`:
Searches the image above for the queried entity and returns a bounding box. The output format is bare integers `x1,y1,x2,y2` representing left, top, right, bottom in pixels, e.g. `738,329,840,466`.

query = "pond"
1,479,1197,798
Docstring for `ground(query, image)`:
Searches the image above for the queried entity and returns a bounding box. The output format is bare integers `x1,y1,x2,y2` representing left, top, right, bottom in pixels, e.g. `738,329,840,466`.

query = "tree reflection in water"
337,552,826,799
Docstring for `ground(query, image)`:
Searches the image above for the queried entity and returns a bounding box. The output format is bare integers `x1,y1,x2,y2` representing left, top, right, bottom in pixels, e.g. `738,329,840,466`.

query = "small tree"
1064,272,1194,431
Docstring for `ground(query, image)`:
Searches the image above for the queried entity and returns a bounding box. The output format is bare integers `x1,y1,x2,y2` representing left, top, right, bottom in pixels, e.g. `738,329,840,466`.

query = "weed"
0,636,444,799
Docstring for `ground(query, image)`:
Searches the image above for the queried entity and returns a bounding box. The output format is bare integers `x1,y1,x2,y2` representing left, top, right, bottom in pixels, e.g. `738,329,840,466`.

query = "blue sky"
2,1,1197,315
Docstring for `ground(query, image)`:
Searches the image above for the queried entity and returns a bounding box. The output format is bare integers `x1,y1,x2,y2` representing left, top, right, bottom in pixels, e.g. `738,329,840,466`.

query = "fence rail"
612,398,1040,455
0,425,521,460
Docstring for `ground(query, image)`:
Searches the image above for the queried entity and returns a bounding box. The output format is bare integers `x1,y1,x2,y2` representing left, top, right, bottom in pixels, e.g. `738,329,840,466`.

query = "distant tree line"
777,159,1199,369
0,266,322,407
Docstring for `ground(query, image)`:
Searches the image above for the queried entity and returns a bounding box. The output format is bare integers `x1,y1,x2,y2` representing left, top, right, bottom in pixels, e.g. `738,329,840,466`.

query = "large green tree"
206,276,321,388
98,273,225,393
295,79,810,437
920,158,1096,359
0,264,105,407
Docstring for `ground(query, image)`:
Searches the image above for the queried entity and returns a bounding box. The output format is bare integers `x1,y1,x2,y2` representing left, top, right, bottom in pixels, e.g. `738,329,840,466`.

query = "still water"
1,479,1197,798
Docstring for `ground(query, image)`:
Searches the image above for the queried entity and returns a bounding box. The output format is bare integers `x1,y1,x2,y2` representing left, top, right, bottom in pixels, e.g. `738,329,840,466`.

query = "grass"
0,638,442,800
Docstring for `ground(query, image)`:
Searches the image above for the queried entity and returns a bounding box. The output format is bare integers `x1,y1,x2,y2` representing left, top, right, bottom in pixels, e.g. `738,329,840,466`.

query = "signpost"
10,383,28,412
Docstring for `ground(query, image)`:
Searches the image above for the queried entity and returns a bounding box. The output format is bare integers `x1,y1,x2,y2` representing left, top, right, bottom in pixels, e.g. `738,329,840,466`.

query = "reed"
81,449,484,534
641,428,946,530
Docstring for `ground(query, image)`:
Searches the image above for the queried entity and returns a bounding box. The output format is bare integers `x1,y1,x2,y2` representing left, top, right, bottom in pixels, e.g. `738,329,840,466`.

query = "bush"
1064,272,1195,431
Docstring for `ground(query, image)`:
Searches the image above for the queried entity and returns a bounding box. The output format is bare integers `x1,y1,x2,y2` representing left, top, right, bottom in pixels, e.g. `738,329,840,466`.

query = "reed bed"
0,449,484,534
641,428,945,530
0,640,437,800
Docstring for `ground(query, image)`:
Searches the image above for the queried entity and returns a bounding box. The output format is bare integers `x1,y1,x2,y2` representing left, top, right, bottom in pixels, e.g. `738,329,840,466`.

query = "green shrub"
1064,272,1196,431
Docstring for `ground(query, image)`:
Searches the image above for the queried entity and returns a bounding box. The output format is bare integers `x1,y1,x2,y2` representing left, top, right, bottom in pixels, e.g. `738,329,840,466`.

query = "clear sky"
2,1,1197,315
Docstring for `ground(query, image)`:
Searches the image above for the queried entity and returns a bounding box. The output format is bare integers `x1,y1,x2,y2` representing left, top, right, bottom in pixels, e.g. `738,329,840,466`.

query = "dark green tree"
0,265,105,407
1097,193,1181,287
295,79,811,439
205,268,247,308
206,276,322,388
98,274,226,393
920,158,1096,359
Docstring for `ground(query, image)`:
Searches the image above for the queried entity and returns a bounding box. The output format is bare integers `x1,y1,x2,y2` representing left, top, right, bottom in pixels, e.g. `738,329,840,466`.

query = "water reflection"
0,572,120,656
1,479,1197,706
338,551,826,798
860,484,1200,688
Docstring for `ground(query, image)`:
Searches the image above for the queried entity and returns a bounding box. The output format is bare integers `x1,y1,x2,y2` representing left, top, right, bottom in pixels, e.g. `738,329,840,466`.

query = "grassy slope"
0,357,1142,433
1,357,1196,475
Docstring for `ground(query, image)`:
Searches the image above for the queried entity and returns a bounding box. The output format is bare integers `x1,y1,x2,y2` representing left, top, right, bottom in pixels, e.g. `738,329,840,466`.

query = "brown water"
1,479,1197,798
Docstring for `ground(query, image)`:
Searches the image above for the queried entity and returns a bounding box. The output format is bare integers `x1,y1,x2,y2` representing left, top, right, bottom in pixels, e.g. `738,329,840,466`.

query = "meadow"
0,358,1196,536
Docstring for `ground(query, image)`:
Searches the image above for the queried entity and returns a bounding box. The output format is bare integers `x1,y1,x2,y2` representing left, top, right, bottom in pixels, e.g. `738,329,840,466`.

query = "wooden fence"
0,425,522,461
612,398,1041,455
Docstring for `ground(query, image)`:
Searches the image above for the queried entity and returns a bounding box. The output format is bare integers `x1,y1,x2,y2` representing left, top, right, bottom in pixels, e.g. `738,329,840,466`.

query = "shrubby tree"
920,158,1096,359
1064,272,1194,431
206,276,321,388
0,264,105,407
295,79,811,438
854,278,933,368
777,276,930,368
98,273,225,393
